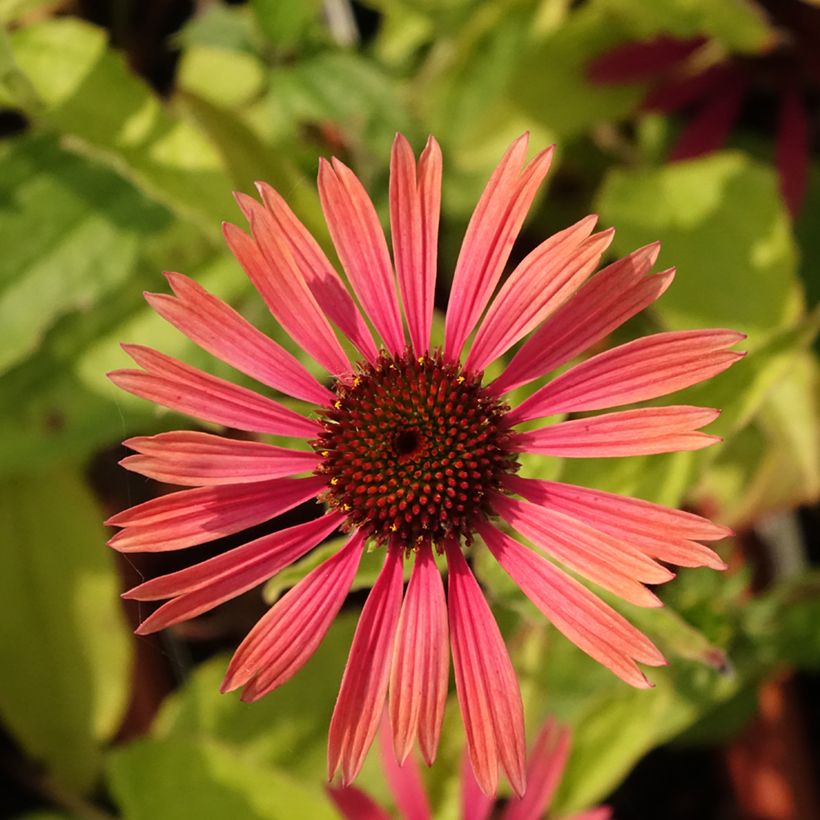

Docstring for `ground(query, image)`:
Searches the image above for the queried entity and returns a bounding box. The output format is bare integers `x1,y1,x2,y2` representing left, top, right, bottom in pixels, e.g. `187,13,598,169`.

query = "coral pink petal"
223,530,366,700
445,540,526,798
390,134,442,355
109,345,318,438
318,157,405,355
444,135,554,360
461,752,495,820
328,548,404,785
776,88,809,217
108,475,324,552
379,717,432,820
669,72,746,161
508,329,744,423
502,718,570,820
326,786,391,820
119,430,318,486
255,182,379,362
478,522,664,687
491,493,671,608
465,218,607,372
490,244,667,396
223,216,349,376
126,512,344,634
587,36,705,84
514,406,721,457
389,546,448,766
146,273,333,406
507,475,729,569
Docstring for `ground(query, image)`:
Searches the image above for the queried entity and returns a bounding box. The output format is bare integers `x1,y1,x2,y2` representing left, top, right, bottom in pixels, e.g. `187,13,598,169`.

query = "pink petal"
508,329,744,424
465,218,608,372
776,88,809,217
445,540,526,798
109,345,319,439
461,752,495,820
477,522,664,688
318,157,405,355
223,215,349,376
125,512,344,634
222,530,366,699
491,493,671,608
145,273,333,406
326,786,391,820
328,547,404,785
490,244,668,396
254,182,379,362
379,717,432,820
108,475,324,552
507,475,729,569
390,134,442,355
444,135,554,360
586,36,705,84
389,546,448,765
502,718,570,820
514,406,722,457
119,430,318,486
669,71,746,161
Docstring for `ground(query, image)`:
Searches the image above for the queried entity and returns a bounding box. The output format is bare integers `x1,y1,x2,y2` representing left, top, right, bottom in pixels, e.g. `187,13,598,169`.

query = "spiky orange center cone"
314,350,519,549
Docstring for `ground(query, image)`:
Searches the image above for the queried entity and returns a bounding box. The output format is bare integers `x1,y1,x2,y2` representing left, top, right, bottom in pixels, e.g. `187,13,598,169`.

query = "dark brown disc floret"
313,350,519,549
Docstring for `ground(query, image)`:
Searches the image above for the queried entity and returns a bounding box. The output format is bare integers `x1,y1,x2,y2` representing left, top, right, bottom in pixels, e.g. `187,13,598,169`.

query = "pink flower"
328,716,612,820
108,133,742,796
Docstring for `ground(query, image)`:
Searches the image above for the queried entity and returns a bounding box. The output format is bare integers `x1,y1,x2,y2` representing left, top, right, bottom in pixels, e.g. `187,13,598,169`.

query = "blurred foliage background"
0,0,818,818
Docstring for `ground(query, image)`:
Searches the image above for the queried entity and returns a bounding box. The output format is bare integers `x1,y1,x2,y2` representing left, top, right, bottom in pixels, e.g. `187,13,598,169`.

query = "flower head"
108,133,742,796
328,716,611,820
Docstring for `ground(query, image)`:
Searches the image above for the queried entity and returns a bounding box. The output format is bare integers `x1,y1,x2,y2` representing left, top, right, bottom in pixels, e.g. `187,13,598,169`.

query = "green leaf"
596,152,802,346
250,0,323,50
691,340,820,526
0,468,132,792
757,350,820,502
553,663,736,813
176,46,266,109
174,3,257,52
176,92,327,241
0,134,169,376
596,0,772,52
270,50,410,154
7,18,235,231
0,0,54,24
510,2,643,139
107,736,338,820
154,615,357,780
0,240,242,476
556,448,703,508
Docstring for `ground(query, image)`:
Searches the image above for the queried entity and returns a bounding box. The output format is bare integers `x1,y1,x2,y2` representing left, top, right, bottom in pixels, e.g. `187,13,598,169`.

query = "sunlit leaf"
0,468,131,791
7,18,235,231
154,615,357,780
597,152,802,345
596,0,772,52
0,134,168,376
108,736,338,820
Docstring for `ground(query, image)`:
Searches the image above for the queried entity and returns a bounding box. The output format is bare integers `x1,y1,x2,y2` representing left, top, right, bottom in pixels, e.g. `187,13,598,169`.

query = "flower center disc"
314,351,519,549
